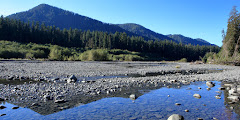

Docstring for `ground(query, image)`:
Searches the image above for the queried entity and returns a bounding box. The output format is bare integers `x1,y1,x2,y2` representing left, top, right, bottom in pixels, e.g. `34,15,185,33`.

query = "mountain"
117,23,214,46
7,4,134,36
167,34,213,46
7,4,213,46
116,23,177,42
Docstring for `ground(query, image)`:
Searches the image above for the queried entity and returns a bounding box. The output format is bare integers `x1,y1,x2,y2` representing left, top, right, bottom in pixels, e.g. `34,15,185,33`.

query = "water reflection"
0,81,183,115
1,81,240,120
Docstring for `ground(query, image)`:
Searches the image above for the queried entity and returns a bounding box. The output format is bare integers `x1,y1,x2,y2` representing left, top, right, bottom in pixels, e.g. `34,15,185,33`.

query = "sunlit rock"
206,81,215,88
193,94,201,99
228,96,240,102
129,94,136,100
167,114,184,120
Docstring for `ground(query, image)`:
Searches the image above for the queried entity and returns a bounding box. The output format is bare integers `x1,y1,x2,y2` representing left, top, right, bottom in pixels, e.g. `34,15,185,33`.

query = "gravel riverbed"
0,61,240,116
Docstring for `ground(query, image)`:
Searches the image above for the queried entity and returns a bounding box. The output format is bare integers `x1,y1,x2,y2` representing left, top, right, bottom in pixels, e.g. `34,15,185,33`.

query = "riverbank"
0,61,240,118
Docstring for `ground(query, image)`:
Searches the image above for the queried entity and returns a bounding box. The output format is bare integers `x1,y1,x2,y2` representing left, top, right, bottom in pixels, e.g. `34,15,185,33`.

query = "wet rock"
0,114,6,116
184,109,189,112
67,75,77,83
12,107,19,109
129,94,136,100
193,94,201,99
198,87,202,89
206,81,215,87
215,95,221,99
0,105,6,109
197,118,203,120
206,88,211,90
167,114,184,120
175,103,181,106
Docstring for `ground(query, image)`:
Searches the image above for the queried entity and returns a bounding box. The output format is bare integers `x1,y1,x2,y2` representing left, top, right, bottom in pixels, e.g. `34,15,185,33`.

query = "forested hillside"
7,4,215,46
117,23,177,42
117,23,213,46
167,34,213,46
7,4,134,36
0,16,220,61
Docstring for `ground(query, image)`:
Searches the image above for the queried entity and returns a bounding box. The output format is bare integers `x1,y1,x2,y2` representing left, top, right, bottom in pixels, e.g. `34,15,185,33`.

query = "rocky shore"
1,60,240,116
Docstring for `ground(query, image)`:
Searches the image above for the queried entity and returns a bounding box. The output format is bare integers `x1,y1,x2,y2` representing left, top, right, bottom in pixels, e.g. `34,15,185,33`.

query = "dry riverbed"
1,61,240,119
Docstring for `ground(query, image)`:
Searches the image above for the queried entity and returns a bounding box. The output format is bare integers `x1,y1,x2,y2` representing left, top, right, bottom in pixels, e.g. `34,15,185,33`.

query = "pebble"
184,109,189,112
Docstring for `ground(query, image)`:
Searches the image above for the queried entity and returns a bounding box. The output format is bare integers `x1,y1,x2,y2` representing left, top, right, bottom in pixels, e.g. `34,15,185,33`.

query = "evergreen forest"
0,16,220,61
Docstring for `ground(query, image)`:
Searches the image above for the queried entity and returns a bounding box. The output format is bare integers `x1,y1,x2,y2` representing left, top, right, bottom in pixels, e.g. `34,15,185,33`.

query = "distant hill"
167,34,214,46
7,4,214,46
117,23,177,42
7,4,134,35
117,23,214,46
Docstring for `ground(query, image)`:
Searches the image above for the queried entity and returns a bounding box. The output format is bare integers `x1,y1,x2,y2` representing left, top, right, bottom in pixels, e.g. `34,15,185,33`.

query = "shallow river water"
1,80,240,120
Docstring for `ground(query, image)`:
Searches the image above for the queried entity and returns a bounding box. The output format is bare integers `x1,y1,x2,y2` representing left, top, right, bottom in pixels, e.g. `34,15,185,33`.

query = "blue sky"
0,0,240,46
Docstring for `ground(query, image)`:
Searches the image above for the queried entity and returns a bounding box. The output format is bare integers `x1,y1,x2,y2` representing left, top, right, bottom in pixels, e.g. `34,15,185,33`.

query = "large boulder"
168,114,184,120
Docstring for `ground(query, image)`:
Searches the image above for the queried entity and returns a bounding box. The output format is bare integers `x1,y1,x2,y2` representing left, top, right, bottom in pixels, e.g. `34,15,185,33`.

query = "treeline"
0,16,220,61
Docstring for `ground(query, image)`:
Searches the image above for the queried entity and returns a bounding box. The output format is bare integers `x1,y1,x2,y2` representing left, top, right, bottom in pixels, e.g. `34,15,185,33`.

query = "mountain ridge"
116,23,177,42
7,4,135,35
7,3,214,46
167,34,213,46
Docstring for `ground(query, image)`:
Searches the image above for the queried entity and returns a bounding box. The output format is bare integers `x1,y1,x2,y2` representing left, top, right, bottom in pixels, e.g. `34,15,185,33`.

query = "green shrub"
80,49,109,61
178,58,187,62
48,45,63,60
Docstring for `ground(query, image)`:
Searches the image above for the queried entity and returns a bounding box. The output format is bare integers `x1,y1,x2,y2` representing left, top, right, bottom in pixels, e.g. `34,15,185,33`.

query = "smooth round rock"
168,114,184,120
193,94,201,99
